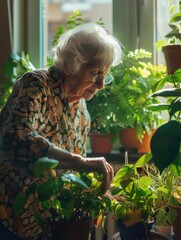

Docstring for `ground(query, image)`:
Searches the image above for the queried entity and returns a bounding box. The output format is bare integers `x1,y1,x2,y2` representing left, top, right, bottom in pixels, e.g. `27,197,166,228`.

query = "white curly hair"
53,23,123,74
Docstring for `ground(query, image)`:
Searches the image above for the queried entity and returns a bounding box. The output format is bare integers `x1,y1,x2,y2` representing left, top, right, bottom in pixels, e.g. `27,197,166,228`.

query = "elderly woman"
0,23,122,239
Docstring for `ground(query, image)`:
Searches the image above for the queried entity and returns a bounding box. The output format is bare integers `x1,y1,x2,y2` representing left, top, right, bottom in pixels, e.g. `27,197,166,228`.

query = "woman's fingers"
89,157,114,193
83,157,114,193
101,160,114,193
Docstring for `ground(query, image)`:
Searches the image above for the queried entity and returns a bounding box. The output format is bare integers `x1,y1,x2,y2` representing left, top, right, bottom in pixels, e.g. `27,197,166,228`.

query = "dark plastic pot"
162,45,181,74
116,219,153,240
169,205,181,240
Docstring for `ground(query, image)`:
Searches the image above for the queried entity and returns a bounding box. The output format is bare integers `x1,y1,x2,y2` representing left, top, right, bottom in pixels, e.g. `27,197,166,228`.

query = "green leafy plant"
111,154,156,226
156,0,181,50
86,85,120,139
87,49,167,142
148,68,181,172
109,48,167,140
1,52,35,110
13,157,111,226
110,153,181,227
132,66,181,228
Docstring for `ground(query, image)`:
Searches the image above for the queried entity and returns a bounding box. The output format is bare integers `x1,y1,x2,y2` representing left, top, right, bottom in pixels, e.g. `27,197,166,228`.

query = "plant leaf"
169,12,181,23
169,97,181,117
33,157,59,177
147,103,169,112
138,176,152,190
151,88,181,97
135,152,152,168
37,181,54,201
150,120,181,172
151,75,171,92
173,68,181,82
155,209,168,226
61,173,88,188
13,193,28,216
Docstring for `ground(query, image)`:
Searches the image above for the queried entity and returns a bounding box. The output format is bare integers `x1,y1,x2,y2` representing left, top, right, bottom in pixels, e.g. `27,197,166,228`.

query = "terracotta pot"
50,219,93,240
89,132,112,154
169,205,181,240
119,128,155,154
162,45,181,74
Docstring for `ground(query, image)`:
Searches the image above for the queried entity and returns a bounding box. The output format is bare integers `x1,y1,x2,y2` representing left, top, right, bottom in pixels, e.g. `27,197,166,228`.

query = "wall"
0,0,13,83
113,0,155,63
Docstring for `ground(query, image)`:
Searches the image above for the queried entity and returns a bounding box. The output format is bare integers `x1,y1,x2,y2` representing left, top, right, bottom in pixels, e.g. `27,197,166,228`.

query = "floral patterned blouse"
0,66,90,239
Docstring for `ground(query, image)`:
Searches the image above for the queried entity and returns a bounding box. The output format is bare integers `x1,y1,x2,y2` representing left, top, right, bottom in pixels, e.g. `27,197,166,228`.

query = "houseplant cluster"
87,48,167,154
2,6,181,240
13,157,112,239
12,151,181,240
110,153,181,240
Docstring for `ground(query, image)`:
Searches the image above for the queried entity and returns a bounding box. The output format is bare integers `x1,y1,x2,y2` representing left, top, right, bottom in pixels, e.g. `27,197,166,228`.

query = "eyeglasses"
92,72,114,85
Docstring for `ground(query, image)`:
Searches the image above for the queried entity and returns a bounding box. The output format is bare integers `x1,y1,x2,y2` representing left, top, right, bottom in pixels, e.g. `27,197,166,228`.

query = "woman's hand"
83,157,114,194
47,146,114,193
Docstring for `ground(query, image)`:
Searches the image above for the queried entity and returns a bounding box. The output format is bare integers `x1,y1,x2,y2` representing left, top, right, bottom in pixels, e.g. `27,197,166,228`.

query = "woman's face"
64,66,110,103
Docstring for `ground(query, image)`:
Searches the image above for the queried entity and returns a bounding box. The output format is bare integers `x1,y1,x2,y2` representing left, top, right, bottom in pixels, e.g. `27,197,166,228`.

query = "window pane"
46,0,113,57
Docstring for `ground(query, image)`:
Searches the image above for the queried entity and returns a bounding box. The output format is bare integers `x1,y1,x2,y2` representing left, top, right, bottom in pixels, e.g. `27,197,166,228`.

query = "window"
46,0,113,57
12,0,172,68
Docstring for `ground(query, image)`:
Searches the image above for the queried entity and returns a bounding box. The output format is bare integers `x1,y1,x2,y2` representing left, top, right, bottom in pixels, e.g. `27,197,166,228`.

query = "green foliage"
86,85,120,140
51,10,84,48
156,0,181,50
147,165,180,226
111,155,157,224
33,157,59,177
150,120,181,173
111,154,181,226
1,52,35,110
148,68,181,173
13,157,111,224
87,48,167,141
109,48,167,140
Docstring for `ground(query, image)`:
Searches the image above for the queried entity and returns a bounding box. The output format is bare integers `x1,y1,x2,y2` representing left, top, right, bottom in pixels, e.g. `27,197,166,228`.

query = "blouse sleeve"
0,70,55,172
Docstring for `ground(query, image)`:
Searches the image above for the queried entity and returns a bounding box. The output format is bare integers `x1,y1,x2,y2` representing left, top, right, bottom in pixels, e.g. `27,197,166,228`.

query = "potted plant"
110,154,156,240
148,67,181,239
86,85,120,154
13,157,112,240
110,154,163,240
155,0,181,74
109,48,166,154
148,68,181,172
110,152,181,240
